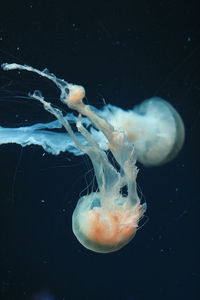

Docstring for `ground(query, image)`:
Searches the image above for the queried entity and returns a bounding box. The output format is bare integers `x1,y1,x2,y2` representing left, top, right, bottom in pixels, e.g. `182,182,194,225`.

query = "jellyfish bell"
72,192,146,253
99,97,185,166
133,97,185,166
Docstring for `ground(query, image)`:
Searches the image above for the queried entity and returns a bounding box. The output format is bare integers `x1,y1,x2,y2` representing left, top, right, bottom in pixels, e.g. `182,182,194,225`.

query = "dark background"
0,1,199,300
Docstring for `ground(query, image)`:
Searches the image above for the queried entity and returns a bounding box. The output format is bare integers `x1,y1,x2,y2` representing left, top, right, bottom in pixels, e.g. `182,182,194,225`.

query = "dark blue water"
0,1,199,299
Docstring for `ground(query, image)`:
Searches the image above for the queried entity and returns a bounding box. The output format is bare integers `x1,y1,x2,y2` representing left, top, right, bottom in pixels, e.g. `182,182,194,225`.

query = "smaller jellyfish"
95,98,185,166
0,63,185,167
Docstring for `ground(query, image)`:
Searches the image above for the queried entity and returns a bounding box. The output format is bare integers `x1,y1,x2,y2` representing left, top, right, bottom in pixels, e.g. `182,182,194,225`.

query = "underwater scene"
0,1,199,299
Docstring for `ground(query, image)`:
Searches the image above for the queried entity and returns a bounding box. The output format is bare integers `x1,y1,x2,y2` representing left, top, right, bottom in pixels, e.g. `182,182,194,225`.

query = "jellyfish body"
97,98,185,166
73,193,145,253
1,63,185,252
0,98,185,166
31,70,146,253
0,63,185,167
64,91,146,252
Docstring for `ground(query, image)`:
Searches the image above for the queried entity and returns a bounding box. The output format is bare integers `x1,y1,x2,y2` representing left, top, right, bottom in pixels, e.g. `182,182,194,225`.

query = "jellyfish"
0,66,185,167
0,63,185,253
